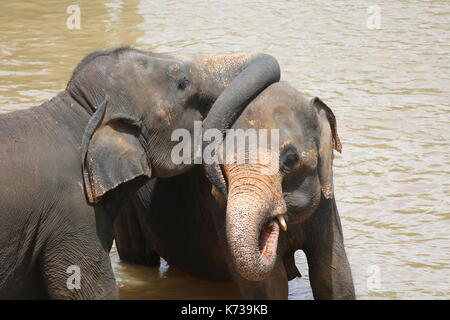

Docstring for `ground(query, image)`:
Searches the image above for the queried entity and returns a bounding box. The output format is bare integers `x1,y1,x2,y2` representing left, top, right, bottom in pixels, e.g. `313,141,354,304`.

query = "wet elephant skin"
0,47,280,299
115,82,355,300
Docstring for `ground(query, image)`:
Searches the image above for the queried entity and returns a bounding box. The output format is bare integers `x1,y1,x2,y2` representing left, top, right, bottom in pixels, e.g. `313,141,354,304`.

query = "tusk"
277,216,288,232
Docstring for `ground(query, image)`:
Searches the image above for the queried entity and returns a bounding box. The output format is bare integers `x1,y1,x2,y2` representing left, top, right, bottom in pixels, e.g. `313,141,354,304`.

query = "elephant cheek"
284,187,321,224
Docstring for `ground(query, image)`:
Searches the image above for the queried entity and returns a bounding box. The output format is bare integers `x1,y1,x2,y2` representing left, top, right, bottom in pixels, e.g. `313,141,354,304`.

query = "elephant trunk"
199,53,280,131
225,165,286,282
196,54,281,196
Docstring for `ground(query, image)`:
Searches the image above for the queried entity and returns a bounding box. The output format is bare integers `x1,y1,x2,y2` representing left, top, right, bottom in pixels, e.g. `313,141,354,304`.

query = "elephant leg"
303,198,355,299
231,259,288,300
40,222,118,299
113,199,160,266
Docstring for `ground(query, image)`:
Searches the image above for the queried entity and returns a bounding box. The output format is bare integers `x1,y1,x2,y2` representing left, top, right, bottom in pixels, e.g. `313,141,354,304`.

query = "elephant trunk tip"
228,213,281,282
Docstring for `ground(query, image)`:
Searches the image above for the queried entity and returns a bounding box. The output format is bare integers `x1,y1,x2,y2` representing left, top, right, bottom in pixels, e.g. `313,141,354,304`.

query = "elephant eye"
280,147,299,173
178,77,190,90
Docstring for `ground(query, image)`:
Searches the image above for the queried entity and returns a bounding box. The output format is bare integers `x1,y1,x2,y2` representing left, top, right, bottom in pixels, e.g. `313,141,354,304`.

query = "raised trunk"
192,54,281,196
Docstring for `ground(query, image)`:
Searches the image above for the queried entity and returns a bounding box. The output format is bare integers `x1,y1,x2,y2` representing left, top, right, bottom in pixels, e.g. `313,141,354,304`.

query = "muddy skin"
0,47,280,299
115,82,355,300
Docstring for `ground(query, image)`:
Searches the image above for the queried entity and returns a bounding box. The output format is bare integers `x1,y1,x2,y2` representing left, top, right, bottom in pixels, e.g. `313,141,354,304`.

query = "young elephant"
114,82,355,299
0,47,280,299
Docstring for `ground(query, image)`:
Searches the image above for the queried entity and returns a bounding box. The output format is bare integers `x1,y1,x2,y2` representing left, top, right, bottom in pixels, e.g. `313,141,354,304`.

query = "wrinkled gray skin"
115,82,355,299
0,47,280,299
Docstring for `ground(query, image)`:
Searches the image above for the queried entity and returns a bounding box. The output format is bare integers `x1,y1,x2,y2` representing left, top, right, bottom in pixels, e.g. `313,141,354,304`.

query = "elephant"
0,46,281,299
114,81,355,299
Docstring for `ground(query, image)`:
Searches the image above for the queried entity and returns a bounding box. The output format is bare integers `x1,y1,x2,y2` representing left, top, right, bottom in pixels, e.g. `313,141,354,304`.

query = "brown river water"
0,0,449,299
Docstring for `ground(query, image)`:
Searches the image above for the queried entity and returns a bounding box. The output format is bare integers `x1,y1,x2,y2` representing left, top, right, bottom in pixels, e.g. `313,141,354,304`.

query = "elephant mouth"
258,218,280,260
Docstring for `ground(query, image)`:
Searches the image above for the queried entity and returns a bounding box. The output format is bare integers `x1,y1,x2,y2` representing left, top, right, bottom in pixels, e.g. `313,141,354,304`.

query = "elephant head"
212,82,342,282
67,47,280,203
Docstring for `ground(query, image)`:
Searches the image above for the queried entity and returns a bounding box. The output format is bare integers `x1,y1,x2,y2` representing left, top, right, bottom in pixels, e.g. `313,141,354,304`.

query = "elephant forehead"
239,82,308,126
129,51,184,73
251,82,300,107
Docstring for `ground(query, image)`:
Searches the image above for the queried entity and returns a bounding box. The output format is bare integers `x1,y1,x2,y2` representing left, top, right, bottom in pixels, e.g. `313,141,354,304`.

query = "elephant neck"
41,90,92,117
35,91,92,144
64,86,96,116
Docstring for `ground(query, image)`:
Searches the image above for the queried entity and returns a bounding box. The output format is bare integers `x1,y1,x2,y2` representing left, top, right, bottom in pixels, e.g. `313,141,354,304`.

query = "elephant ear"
81,98,152,203
311,97,342,200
